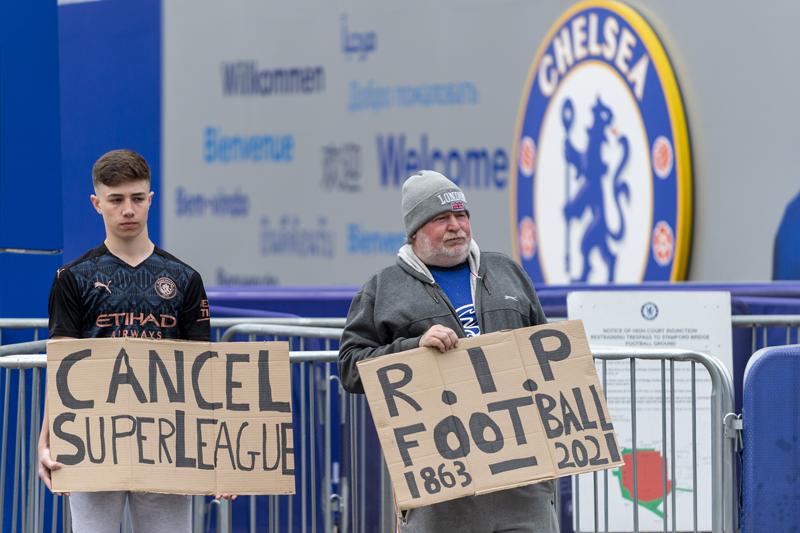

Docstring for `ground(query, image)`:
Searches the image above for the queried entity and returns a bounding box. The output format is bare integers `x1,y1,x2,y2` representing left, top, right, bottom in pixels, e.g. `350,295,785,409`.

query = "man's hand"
38,390,69,496
38,438,69,497
419,325,460,353
215,494,237,500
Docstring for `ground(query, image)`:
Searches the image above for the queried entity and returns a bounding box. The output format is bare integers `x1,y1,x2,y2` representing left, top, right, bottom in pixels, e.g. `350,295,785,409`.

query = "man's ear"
90,194,102,214
147,191,154,205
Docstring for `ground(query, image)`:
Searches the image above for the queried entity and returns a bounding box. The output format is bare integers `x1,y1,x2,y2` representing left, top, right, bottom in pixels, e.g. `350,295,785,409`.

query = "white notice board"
567,291,732,532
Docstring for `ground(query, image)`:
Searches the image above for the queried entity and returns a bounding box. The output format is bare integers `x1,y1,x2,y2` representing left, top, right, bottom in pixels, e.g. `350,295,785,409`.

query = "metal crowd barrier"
2,315,799,532
571,347,736,533
731,314,800,353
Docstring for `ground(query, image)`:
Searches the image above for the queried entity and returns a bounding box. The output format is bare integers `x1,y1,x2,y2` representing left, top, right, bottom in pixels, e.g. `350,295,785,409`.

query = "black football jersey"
49,244,210,341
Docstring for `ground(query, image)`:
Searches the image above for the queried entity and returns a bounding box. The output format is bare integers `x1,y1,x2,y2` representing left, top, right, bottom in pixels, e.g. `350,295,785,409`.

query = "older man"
338,170,558,533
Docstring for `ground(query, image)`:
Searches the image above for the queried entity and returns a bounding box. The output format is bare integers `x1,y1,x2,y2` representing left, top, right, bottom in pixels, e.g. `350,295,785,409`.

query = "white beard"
413,230,471,267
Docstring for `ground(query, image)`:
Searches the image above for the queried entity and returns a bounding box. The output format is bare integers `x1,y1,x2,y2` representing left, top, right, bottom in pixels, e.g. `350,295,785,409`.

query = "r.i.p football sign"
357,320,622,511
511,0,692,284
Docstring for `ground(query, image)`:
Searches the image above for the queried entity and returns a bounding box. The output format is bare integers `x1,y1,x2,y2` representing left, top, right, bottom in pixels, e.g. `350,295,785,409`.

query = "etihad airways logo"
97,313,176,330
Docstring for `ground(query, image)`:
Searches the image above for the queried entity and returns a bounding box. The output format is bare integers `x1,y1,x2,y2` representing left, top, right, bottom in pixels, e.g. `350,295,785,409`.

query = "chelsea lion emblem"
511,0,692,284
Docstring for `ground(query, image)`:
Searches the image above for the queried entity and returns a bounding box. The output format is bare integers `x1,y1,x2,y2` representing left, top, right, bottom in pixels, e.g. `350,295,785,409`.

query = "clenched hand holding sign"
47,338,294,495
357,320,622,510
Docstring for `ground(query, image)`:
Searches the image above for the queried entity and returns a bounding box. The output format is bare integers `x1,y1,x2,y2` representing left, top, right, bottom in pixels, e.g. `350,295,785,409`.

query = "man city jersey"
49,244,210,340
430,262,480,337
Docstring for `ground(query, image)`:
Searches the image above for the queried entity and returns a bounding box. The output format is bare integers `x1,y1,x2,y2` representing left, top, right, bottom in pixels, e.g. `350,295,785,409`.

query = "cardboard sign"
47,338,294,495
357,320,622,511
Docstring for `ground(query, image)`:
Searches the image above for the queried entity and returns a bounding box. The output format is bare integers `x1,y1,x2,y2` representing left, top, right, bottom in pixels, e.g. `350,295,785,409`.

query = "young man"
338,170,558,533
38,149,211,532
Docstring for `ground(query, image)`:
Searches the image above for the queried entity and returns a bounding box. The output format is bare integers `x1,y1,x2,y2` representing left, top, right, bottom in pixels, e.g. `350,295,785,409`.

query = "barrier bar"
630,359,639,533
1,324,744,533
670,360,676,533
692,362,698,533
660,360,667,533
590,347,736,533
603,359,608,533
1,368,9,529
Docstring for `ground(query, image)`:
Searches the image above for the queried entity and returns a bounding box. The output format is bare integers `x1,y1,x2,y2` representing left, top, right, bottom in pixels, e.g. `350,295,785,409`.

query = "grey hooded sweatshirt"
338,241,558,533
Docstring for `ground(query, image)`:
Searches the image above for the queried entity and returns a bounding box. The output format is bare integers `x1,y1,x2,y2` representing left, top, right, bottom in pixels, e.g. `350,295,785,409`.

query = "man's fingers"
38,462,67,495
443,329,459,350
420,326,460,353
38,465,53,491
39,448,68,495
39,452,62,475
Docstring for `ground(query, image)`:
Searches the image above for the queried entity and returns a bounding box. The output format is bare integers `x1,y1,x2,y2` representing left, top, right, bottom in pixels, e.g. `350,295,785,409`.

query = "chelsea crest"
511,0,692,284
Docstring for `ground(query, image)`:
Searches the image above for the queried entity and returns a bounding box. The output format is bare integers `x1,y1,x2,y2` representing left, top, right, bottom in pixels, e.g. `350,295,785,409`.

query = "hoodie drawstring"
424,283,439,303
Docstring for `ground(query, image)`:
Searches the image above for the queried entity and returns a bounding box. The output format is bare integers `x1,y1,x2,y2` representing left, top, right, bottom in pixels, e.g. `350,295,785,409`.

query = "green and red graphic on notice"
612,448,691,517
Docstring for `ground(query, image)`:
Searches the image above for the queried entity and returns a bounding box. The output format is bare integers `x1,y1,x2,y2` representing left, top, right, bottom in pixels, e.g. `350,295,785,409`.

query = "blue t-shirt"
430,262,480,337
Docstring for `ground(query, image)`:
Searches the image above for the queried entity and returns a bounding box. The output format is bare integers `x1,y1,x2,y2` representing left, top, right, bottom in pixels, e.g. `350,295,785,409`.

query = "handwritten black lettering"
535,393,563,438
53,412,85,465
560,392,583,435
488,396,534,445
259,350,290,412
489,456,538,475
590,385,614,431
107,348,147,404
158,418,175,464
467,347,497,394
262,423,280,471
192,351,222,410
281,422,294,475
214,421,235,470
149,349,185,403
175,410,196,468
236,422,258,471
395,423,426,467
111,415,136,465
529,329,571,381
85,417,105,464
572,440,588,467
137,417,155,465
56,349,94,409
572,387,598,430
604,432,621,462
197,418,218,470
585,435,608,466
377,363,422,417
226,353,250,411
468,412,503,454
555,442,576,469
404,471,421,499
433,416,470,460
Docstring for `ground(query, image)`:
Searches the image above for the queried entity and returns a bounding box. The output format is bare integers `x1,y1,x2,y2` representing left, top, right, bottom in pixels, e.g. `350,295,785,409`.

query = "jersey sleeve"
48,269,83,338
179,271,211,341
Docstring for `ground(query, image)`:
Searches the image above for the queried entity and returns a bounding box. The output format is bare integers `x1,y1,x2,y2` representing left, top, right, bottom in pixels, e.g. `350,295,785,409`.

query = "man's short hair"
92,149,151,188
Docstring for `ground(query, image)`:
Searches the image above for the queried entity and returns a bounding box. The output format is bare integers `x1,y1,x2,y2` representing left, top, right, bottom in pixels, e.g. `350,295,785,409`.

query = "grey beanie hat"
402,170,469,238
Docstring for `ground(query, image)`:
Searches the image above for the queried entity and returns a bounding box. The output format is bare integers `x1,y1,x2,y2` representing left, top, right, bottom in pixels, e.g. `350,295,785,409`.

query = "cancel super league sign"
47,339,294,495
358,320,621,510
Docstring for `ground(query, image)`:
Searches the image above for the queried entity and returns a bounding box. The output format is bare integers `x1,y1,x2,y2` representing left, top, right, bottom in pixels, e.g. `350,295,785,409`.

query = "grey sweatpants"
68,491,191,533
400,481,558,533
